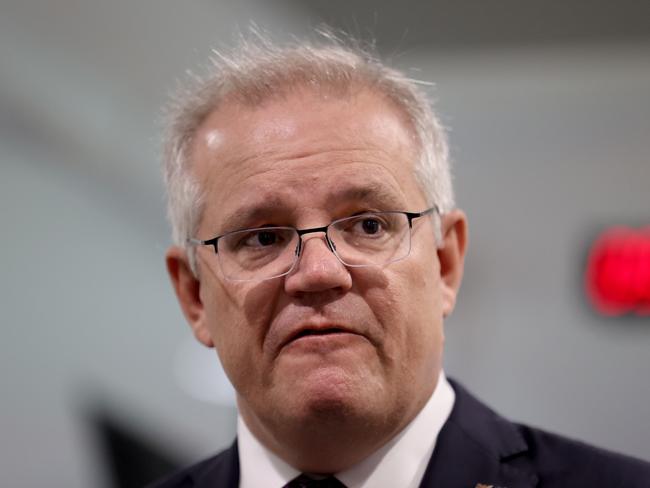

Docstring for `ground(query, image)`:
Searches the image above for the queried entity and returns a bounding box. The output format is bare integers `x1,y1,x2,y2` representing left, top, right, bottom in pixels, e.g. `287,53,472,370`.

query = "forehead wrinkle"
205,146,400,204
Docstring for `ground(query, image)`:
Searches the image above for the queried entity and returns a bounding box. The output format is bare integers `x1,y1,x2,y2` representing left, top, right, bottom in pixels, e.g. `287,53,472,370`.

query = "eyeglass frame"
187,206,438,281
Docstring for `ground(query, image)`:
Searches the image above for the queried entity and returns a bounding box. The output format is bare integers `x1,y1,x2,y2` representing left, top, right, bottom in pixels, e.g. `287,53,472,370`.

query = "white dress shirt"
238,371,455,488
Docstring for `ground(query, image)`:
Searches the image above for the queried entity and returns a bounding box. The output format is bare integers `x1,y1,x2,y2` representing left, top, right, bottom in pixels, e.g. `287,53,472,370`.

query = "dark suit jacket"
148,380,650,487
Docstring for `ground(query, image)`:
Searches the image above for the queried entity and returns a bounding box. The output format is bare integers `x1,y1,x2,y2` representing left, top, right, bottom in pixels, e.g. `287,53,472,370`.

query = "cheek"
199,286,255,385
374,264,443,367
202,279,282,392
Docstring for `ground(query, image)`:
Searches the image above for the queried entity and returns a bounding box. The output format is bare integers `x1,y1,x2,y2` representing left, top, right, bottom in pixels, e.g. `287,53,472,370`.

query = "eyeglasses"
188,207,437,282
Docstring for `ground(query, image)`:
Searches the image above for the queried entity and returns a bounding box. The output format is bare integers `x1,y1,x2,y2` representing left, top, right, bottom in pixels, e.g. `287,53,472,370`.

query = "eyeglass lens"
216,212,413,281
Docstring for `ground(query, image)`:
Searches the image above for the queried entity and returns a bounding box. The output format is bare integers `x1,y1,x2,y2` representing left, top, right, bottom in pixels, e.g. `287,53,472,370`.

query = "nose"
284,234,352,296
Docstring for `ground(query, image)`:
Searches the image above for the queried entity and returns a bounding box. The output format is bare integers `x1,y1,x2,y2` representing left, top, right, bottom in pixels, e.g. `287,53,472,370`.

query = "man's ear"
437,209,468,317
165,246,214,348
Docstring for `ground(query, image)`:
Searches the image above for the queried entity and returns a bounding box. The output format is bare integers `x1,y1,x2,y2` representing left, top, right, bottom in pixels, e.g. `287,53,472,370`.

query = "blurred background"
1,1,649,486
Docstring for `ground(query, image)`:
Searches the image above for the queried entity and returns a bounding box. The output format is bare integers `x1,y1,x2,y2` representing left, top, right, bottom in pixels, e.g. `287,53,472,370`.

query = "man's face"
167,87,466,455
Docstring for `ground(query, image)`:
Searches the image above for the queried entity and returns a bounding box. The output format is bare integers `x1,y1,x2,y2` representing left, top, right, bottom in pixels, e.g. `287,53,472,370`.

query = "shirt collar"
238,371,455,488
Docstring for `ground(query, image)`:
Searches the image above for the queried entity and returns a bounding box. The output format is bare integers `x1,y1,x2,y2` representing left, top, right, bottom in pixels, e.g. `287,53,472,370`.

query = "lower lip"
283,332,366,354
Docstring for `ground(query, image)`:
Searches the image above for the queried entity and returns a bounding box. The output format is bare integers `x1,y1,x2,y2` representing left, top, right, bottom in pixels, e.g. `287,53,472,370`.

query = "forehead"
191,88,425,231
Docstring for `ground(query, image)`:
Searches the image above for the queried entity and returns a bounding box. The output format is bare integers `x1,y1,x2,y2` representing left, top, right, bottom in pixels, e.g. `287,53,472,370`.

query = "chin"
286,367,386,425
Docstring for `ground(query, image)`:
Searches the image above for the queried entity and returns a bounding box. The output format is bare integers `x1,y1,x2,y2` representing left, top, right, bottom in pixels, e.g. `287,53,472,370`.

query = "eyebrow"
219,181,407,233
327,182,406,209
220,196,290,233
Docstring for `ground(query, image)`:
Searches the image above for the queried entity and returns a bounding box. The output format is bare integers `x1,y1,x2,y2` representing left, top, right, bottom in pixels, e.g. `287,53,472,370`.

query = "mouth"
293,327,349,339
281,325,361,352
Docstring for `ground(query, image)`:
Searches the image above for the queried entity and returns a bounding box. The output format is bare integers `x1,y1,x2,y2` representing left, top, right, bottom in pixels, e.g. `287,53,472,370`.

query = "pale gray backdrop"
1,1,649,486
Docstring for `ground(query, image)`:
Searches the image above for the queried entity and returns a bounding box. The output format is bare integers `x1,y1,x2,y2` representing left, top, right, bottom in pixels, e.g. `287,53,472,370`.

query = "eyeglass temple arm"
404,206,438,226
187,237,220,252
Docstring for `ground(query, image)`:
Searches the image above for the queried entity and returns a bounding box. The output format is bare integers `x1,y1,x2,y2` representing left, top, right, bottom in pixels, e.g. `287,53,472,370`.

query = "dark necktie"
283,473,347,488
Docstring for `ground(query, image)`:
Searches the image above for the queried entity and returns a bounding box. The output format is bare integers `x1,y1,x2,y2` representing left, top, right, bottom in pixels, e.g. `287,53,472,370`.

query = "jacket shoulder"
441,379,650,487
145,442,239,488
518,424,650,487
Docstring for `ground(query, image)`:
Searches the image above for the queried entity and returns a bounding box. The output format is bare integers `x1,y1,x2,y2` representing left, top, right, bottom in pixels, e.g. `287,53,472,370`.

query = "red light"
585,227,650,316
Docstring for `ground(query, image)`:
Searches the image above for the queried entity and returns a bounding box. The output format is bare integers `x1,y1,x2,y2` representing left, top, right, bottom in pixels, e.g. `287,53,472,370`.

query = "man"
153,34,650,487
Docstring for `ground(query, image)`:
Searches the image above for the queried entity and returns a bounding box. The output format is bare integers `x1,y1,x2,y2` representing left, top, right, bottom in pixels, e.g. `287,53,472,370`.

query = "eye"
346,214,389,237
242,229,283,248
222,226,297,256
358,217,381,235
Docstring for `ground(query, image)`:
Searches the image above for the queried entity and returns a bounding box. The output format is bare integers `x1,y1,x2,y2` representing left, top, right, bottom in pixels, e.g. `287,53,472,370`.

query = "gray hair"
162,31,454,272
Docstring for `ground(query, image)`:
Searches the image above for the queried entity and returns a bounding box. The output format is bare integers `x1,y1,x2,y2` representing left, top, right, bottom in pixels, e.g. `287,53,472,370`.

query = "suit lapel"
192,440,240,488
419,380,539,488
